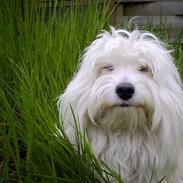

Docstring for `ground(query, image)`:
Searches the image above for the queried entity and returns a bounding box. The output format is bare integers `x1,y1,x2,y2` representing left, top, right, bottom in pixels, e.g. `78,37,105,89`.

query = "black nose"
116,83,135,100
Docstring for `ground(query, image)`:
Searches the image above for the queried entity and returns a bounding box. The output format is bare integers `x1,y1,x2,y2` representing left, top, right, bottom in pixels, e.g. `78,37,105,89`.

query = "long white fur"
58,27,183,183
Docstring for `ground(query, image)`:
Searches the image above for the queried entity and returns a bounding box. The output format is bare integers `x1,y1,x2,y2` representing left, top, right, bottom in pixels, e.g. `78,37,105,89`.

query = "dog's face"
59,28,182,133
87,52,156,130
89,49,154,110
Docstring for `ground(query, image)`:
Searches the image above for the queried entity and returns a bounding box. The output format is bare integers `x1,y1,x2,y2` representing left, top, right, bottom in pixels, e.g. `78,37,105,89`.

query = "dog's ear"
57,55,94,143
57,82,86,143
155,86,183,151
151,58,183,151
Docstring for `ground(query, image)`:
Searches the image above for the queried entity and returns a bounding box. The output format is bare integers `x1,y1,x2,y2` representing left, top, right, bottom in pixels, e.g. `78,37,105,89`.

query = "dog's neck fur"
87,108,175,183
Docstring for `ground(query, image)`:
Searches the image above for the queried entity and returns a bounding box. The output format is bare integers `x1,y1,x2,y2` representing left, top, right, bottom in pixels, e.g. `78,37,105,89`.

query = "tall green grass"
0,0,123,182
0,0,182,183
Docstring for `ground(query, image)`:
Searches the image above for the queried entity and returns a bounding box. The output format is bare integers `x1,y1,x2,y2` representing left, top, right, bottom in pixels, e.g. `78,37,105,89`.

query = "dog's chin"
95,102,153,132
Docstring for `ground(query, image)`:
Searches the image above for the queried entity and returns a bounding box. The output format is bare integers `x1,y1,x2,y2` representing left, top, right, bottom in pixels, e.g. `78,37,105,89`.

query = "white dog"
58,27,183,183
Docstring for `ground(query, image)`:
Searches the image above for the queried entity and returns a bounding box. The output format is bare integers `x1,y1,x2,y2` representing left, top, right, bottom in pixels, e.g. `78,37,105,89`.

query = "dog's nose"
116,83,135,100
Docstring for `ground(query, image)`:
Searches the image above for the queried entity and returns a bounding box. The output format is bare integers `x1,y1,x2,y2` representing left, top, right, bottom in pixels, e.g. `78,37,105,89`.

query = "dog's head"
58,28,183,135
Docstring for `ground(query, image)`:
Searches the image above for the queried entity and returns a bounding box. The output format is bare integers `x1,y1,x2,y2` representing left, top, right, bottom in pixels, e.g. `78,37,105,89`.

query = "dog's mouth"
119,102,151,111
120,101,131,107
104,102,152,112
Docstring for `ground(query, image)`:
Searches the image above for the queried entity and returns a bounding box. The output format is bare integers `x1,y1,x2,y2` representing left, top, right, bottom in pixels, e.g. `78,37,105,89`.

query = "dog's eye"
138,66,149,72
103,65,114,72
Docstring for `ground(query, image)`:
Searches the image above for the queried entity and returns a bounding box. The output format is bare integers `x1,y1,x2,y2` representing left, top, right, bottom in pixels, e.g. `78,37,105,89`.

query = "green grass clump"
0,0,182,183
0,0,123,182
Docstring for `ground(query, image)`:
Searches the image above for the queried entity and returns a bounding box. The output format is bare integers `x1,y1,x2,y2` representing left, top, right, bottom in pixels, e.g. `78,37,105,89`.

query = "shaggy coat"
58,28,183,183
